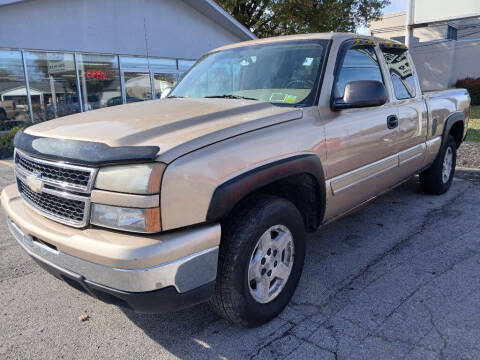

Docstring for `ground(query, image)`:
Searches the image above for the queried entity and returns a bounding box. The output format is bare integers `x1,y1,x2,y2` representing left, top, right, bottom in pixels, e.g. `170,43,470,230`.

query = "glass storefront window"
1,50,195,125
178,59,196,73
0,50,30,131
120,56,150,70
153,73,177,99
25,51,79,122
120,56,178,101
78,53,121,110
149,58,177,72
124,72,152,102
120,56,177,72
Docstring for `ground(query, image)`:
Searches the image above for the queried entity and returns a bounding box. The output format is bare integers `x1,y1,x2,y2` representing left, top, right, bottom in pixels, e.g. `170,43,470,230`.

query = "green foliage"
217,0,390,38
456,78,480,106
467,106,480,142
0,126,21,149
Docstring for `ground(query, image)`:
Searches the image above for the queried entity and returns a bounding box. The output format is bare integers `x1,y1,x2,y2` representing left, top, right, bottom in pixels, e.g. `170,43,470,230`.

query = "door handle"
387,115,398,129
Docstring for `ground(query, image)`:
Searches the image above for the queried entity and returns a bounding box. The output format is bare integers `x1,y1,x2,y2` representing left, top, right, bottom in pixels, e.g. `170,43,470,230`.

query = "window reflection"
154,73,177,99
0,50,30,130
335,45,384,99
78,53,121,110
124,72,152,102
381,47,416,99
0,50,197,123
178,59,196,73
25,51,80,122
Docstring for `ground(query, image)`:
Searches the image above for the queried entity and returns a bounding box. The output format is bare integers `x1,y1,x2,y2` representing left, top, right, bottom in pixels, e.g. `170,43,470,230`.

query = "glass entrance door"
153,73,177,99
123,71,152,103
120,62,178,104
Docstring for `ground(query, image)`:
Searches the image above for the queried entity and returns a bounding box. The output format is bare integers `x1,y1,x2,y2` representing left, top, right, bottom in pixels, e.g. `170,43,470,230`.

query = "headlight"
92,163,165,232
94,163,165,194
90,204,161,233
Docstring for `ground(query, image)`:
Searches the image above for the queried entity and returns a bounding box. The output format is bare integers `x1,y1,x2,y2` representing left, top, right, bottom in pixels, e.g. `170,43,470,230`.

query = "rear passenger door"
379,45,428,177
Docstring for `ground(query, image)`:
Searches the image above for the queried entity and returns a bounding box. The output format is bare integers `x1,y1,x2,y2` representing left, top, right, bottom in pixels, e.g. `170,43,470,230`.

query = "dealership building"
0,0,255,129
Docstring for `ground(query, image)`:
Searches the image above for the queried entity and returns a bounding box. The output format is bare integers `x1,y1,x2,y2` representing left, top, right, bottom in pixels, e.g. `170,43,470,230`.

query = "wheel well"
230,173,324,233
449,121,464,148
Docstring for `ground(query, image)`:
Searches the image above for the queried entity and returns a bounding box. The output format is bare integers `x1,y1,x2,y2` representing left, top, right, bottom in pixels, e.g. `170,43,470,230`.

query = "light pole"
405,0,414,48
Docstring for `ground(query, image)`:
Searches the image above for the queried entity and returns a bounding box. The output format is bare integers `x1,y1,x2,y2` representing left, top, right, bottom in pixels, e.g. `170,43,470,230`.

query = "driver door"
323,42,399,219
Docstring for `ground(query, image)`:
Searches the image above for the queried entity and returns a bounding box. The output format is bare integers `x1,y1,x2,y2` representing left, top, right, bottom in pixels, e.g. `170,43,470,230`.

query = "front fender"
206,154,326,223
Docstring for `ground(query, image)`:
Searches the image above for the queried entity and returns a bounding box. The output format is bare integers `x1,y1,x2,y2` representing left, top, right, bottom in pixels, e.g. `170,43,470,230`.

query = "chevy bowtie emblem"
26,173,43,193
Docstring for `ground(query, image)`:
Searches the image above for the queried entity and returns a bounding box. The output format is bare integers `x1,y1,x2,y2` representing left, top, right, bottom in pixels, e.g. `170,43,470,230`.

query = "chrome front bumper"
7,218,219,294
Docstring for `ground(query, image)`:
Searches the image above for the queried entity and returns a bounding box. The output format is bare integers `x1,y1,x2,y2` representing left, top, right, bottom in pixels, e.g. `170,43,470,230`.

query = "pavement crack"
421,301,448,359
249,322,294,360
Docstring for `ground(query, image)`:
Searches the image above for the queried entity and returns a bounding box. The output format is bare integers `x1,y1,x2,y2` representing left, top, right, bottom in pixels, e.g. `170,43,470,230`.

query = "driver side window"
334,45,384,99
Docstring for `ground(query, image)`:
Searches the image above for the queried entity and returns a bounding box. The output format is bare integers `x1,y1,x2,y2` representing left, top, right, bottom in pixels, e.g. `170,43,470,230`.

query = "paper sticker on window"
303,57,314,66
285,95,297,104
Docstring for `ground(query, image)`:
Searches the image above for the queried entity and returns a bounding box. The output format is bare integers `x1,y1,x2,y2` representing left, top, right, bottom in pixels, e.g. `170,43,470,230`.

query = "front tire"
209,195,306,327
419,135,457,195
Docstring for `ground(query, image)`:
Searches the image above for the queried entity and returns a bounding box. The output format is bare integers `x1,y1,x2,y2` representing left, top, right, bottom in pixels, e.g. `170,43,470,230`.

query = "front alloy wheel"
209,195,306,327
248,225,295,304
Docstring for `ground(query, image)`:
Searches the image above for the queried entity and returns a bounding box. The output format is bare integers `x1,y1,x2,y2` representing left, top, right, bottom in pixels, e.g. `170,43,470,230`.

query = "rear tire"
209,195,306,327
419,135,456,195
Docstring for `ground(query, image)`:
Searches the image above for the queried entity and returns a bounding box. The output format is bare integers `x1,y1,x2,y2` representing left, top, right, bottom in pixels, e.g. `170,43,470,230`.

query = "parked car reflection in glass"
106,96,143,106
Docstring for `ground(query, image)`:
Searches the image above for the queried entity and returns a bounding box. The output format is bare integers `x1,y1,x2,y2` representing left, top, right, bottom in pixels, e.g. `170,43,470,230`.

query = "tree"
217,0,390,38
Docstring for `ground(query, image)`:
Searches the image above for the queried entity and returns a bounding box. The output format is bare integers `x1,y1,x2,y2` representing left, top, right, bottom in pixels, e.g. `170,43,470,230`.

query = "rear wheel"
419,135,457,194
209,195,306,327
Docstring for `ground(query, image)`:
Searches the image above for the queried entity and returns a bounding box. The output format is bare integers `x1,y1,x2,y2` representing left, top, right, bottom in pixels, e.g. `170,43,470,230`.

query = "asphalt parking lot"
1,160,479,360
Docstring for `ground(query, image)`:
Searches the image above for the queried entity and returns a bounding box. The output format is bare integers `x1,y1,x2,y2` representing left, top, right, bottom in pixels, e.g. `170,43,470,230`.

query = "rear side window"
334,45,384,99
381,47,416,99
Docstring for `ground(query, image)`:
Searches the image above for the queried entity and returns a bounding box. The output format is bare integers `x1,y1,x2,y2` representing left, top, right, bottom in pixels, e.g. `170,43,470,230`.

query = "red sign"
86,69,107,80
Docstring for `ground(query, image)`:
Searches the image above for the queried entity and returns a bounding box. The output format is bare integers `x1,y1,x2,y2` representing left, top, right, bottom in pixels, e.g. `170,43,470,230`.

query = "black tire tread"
209,194,304,327
419,135,456,195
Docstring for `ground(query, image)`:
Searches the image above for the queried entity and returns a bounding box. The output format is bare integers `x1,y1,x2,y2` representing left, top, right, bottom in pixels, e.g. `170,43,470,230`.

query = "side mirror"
332,80,387,110
160,87,172,99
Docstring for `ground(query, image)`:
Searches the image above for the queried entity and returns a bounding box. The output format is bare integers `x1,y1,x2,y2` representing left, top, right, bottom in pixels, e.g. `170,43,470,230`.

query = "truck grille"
14,150,97,227
16,154,91,188
18,179,87,224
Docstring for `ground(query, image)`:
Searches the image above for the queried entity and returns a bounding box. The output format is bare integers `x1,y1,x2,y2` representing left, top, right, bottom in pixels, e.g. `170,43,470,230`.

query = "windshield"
170,40,328,107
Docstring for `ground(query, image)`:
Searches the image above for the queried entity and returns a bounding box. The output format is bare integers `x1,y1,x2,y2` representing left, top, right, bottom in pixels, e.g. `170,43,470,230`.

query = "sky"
382,0,408,14
356,0,408,34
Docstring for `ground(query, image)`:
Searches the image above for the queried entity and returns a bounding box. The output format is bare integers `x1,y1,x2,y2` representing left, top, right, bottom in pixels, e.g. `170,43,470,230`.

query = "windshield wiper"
167,95,185,99
204,94,258,101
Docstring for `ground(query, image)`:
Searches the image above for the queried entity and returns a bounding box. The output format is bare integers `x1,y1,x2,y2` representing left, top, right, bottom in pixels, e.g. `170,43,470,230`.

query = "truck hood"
25,98,302,163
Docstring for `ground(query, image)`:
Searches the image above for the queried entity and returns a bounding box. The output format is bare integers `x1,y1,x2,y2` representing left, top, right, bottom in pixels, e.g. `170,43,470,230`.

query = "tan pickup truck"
0,99,17,121
1,33,470,327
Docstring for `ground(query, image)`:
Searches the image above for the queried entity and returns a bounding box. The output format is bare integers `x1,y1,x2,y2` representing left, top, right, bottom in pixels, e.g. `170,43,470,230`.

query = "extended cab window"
334,44,384,99
170,40,328,107
381,47,416,99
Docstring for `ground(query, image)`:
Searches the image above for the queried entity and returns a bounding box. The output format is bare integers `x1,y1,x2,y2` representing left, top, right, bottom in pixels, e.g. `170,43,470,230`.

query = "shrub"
456,78,480,105
0,126,21,150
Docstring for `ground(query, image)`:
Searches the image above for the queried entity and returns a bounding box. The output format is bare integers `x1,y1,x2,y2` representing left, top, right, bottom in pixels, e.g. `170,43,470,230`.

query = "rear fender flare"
442,111,466,145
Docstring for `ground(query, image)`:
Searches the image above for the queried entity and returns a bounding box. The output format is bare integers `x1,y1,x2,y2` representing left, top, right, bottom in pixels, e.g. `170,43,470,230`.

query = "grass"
467,106,480,142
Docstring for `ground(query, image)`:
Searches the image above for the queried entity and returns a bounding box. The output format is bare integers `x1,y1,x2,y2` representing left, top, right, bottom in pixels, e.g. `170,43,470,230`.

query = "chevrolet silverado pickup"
1,33,470,327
